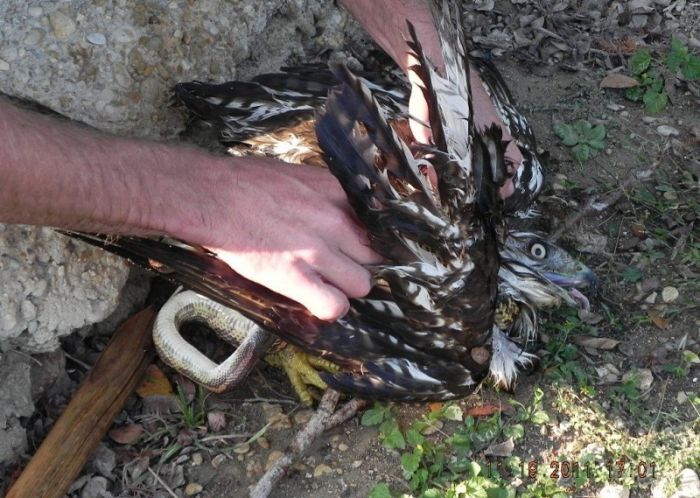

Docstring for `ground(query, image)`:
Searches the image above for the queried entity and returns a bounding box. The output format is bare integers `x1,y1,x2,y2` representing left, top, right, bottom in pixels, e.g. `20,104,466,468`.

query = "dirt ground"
5,3,699,498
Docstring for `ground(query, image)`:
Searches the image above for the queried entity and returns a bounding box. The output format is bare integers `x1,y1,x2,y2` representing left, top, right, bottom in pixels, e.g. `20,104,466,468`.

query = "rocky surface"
0,0,367,469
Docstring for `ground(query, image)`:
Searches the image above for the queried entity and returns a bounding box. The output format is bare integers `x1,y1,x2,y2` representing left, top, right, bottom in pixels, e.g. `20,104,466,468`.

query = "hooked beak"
543,266,598,311
543,266,598,292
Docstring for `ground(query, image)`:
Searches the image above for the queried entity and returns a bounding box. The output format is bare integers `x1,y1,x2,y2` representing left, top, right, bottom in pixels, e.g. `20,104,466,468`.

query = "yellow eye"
530,242,547,260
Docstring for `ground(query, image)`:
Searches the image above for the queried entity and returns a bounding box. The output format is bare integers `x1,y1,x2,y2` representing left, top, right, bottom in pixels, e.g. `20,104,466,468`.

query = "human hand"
199,158,381,321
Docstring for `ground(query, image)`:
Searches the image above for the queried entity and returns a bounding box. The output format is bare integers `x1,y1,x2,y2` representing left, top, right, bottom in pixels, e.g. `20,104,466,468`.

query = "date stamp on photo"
484,457,658,482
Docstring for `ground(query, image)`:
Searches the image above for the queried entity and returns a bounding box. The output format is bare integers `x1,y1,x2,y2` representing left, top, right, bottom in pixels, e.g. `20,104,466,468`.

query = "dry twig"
249,390,368,498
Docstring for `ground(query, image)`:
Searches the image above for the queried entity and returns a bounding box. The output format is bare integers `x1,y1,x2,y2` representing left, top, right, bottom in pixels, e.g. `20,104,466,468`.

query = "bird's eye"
529,242,547,260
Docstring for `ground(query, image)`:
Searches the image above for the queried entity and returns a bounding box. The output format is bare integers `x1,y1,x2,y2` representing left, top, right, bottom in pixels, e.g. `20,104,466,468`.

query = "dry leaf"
428,402,443,413
648,310,668,330
207,410,226,432
484,438,515,457
141,394,180,414
109,424,144,445
136,364,173,398
466,404,501,417
572,336,620,350
578,309,604,325
600,73,639,88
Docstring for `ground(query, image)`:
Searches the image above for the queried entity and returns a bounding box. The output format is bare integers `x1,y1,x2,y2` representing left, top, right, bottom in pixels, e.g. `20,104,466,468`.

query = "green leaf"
625,86,644,101
649,76,664,93
384,427,406,450
682,55,700,80
553,123,578,146
487,488,513,498
361,406,386,426
572,143,590,163
629,49,652,75
585,124,606,143
573,120,592,137
503,423,525,440
666,51,685,72
530,410,550,425
369,483,392,498
448,431,472,450
670,37,686,55
682,350,700,364
588,139,605,151
622,266,642,283
406,428,425,446
443,405,464,422
643,90,668,114
401,450,422,474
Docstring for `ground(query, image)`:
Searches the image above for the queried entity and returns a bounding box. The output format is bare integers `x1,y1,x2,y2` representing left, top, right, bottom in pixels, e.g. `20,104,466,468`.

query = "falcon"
68,1,596,402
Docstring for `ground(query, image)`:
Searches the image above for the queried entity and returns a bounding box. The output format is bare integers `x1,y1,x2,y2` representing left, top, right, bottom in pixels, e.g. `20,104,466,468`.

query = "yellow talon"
265,345,339,406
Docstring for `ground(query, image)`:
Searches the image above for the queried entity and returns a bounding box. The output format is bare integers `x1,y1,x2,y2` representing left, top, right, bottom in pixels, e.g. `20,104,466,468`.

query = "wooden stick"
6,308,156,498
250,390,341,498
249,391,368,498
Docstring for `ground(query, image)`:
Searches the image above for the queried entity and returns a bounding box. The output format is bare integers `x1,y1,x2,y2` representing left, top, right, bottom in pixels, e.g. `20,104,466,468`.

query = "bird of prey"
68,1,596,402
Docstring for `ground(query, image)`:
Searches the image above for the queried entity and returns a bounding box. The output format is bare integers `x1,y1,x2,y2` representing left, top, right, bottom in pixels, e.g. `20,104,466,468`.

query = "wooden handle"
6,307,156,498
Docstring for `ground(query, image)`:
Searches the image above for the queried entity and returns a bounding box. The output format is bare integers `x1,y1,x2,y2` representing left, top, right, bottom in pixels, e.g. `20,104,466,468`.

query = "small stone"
661,286,679,303
80,476,108,498
86,32,107,45
623,368,653,391
657,125,679,137
28,6,43,16
257,437,270,449
0,59,9,71
677,391,688,404
266,450,284,470
294,409,314,425
606,103,625,111
24,29,45,45
639,276,661,293
233,442,250,454
90,443,116,478
261,403,292,430
642,116,657,124
673,468,700,498
49,11,76,39
207,410,226,432
644,292,657,304
211,454,226,469
184,483,203,496
351,460,362,469
338,443,349,452
313,464,333,478
620,111,629,118
595,363,620,384
598,483,629,498
191,452,203,466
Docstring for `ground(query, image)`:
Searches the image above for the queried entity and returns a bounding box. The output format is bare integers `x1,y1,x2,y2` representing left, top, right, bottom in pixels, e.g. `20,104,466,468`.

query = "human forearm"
339,0,442,72
0,97,230,241
0,97,379,320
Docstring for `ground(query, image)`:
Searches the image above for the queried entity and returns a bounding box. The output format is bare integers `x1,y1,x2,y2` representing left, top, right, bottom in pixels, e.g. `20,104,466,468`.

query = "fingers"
408,83,433,145
285,264,351,321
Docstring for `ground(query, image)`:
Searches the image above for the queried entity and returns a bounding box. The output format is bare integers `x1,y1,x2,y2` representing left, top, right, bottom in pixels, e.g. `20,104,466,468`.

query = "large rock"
0,225,131,352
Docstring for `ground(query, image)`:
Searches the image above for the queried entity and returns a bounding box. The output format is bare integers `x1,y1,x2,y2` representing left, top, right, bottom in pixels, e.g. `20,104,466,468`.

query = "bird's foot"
265,345,340,406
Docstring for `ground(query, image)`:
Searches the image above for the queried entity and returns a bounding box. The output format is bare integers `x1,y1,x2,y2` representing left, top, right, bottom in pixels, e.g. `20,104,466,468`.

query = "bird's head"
502,231,597,309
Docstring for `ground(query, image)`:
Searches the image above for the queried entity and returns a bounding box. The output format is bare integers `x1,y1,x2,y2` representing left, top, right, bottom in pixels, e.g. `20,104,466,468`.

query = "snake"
152,290,276,393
